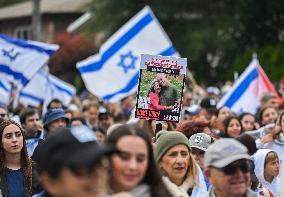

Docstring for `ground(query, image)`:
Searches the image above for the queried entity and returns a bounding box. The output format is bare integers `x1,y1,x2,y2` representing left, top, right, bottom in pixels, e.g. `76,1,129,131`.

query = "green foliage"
138,70,184,97
230,45,284,82
48,32,96,90
138,71,156,97
171,76,184,94
85,0,284,84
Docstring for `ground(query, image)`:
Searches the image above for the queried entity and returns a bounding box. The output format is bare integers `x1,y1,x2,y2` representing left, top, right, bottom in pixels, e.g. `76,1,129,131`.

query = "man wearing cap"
183,105,200,121
189,133,213,190
199,97,217,121
32,108,69,162
42,108,69,134
206,86,220,101
189,133,213,169
98,108,113,131
33,127,117,197
202,138,256,197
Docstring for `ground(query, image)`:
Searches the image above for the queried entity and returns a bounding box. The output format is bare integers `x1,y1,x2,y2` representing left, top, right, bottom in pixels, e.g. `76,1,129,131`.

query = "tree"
48,32,96,92
85,0,284,84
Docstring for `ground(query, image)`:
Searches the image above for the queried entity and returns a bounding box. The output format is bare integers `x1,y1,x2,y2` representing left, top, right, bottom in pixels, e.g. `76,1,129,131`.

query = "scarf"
162,176,192,197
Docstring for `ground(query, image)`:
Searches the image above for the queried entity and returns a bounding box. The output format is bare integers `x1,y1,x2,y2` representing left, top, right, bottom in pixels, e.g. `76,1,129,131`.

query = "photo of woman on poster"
148,80,173,110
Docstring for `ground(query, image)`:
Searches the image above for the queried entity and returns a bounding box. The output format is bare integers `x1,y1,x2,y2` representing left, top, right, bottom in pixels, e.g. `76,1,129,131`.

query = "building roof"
0,0,91,20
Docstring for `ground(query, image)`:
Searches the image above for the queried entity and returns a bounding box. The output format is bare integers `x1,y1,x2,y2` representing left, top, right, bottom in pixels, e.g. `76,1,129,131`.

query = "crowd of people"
0,81,284,197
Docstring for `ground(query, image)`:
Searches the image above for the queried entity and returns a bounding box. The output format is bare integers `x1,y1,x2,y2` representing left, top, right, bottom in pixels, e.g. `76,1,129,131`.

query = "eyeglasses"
218,161,250,176
0,113,7,118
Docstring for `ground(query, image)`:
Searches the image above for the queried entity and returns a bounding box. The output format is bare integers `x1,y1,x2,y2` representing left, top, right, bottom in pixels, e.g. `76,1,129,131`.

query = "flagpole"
12,85,20,111
252,52,258,60
32,0,41,41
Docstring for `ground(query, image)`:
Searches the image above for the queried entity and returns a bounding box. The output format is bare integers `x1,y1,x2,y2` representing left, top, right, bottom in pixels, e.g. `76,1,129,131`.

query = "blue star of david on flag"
2,48,21,62
76,6,179,102
117,51,138,73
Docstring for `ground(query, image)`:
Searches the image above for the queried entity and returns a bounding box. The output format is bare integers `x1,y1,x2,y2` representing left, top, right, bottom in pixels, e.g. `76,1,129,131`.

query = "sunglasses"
218,161,250,176
0,113,7,118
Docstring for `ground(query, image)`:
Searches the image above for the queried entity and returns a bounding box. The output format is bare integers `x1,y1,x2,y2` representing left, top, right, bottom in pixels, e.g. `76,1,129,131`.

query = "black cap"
34,126,116,172
98,107,111,119
200,97,217,110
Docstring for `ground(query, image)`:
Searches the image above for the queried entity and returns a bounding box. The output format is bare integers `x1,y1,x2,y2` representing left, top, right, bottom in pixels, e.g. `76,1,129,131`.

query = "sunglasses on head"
219,161,250,176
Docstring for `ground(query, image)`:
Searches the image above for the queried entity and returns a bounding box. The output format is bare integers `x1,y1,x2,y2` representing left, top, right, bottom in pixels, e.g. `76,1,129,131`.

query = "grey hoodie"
253,149,280,197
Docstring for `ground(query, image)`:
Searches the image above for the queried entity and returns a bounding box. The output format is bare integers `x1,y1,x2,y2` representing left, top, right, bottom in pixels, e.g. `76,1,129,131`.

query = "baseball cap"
183,105,200,116
34,126,117,173
204,138,250,168
200,97,217,110
189,133,212,152
98,107,111,120
207,86,220,95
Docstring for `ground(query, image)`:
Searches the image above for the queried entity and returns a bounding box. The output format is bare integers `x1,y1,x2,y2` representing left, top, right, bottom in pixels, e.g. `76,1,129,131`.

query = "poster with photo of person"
135,54,187,122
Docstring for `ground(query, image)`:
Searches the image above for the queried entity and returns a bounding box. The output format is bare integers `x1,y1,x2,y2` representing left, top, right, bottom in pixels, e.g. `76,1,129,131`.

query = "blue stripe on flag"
159,46,176,56
0,80,9,92
52,83,74,96
0,64,29,86
0,34,55,56
224,67,259,108
102,71,140,101
101,45,176,101
20,92,44,103
79,13,154,73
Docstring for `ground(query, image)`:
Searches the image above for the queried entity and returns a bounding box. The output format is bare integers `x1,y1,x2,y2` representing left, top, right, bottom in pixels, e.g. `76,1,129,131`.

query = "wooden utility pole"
32,0,41,41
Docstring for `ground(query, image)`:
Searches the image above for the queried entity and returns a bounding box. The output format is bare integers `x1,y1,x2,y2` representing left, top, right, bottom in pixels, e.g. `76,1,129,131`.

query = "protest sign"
135,54,187,122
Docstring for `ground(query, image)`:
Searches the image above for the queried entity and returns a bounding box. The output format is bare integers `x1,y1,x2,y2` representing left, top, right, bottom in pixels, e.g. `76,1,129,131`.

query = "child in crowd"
253,149,280,197
94,126,107,144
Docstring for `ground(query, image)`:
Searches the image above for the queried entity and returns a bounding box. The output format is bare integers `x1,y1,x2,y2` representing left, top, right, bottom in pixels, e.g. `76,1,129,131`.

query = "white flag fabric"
19,68,76,107
217,58,281,115
77,6,179,102
0,34,58,90
0,78,12,106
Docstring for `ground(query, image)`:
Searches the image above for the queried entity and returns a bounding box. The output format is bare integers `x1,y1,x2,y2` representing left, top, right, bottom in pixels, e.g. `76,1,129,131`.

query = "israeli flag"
218,58,281,114
19,68,76,107
77,6,179,102
0,34,58,90
0,78,12,106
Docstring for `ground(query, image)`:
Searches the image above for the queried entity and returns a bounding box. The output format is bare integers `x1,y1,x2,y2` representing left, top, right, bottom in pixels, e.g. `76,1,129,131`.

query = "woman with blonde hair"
0,118,34,196
155,130,207,196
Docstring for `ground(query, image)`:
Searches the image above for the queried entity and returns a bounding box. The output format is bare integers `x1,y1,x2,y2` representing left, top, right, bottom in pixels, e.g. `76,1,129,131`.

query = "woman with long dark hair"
107,124,172,197
223,116,243,138
239,112,257,132
0,118,33,197
258,106,278,127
